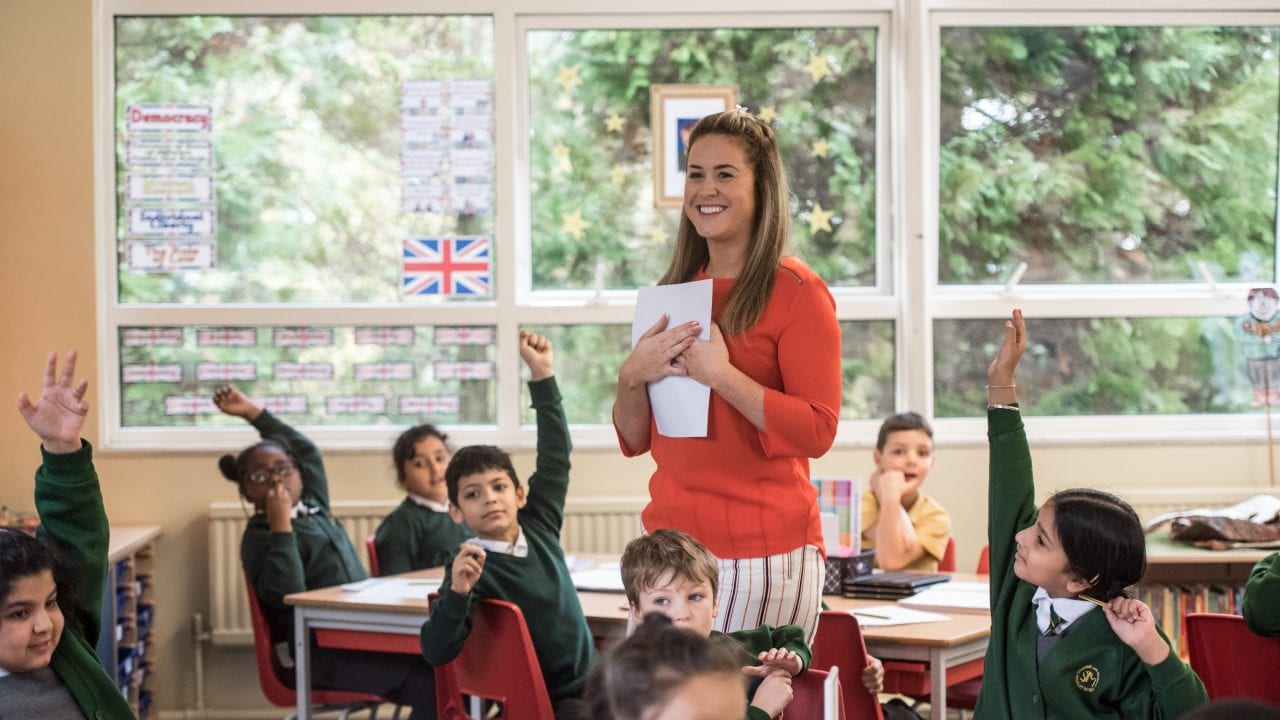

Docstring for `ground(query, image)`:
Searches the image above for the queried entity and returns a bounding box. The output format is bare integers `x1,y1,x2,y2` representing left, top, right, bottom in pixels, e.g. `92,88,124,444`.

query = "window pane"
939,26,1279,284
520,320,894,425
934,316,1258,416
527,26,878,290
114,15,494,304
119,325,496,426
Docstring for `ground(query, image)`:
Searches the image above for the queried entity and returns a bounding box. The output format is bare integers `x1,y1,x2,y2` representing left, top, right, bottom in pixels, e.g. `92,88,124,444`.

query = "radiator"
207,497,646,646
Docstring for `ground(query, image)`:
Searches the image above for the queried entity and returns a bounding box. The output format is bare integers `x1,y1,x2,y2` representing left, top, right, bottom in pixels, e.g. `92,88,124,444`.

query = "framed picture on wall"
650,83,739,208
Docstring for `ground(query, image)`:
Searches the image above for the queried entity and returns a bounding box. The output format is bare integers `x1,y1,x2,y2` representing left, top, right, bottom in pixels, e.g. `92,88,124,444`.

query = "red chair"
810,610,885,719
788,667,847,720
244,576,390,719
434,598,555,720
975,545,990,575
366,534,381,577
1186,612,1280,704
938,534,957,572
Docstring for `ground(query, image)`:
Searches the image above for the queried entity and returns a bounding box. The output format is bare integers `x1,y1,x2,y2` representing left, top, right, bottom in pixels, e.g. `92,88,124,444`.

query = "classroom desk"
287,567,990,720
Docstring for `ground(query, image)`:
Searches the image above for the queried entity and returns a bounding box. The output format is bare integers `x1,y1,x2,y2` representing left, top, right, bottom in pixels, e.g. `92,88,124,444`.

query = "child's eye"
44,597,58,610
7,609,28,620
653,597,669,606
690,594,705,602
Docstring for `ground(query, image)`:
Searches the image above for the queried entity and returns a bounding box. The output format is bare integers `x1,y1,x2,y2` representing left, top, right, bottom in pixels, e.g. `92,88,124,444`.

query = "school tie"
1043,606,1065,637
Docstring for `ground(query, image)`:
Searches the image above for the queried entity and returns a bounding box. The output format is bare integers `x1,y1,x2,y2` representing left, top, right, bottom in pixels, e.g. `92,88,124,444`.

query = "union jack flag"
398,395,461,415
402,236,491,297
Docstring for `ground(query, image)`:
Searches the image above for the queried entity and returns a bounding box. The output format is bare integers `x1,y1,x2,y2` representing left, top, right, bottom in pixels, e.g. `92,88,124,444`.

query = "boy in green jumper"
979,309,1206,719
1244,551,1280,636
420,331,597,720
620,529,825,720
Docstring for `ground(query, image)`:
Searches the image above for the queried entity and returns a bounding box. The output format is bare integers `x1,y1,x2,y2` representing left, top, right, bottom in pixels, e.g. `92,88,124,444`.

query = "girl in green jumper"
0,351,136,719
979,310,1207,719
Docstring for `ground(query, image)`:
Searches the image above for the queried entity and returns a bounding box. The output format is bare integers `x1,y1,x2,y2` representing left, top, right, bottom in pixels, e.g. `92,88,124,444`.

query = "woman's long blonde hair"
659,109,790,337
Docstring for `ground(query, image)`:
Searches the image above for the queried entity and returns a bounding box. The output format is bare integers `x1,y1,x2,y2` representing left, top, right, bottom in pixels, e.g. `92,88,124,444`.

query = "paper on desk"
633,279,712,438
845,605,950,626
571,562,625,593
342,577,441,602
897,582,990,614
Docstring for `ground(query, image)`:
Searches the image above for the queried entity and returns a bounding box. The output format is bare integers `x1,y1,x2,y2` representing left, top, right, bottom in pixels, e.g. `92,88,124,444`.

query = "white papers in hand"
845,605,950,626
633,279,713,437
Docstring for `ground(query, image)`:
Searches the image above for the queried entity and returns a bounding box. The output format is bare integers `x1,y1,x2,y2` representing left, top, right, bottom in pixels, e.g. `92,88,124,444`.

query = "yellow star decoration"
555,64,582,94
551,143,572,173
802,54,833,83
807,203,834,235
605,113,625,132
810,138,830,158
649,227,669,245
757,105,779,124
610,166,627,185
552,144,570,159
561,209,591,240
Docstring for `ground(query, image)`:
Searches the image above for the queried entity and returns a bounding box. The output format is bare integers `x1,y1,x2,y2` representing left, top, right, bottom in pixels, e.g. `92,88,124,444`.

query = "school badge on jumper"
1074,664,1100,693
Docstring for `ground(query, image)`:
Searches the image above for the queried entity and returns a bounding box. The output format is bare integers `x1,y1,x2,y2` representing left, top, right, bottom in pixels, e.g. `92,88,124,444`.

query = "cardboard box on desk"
823,548,875,595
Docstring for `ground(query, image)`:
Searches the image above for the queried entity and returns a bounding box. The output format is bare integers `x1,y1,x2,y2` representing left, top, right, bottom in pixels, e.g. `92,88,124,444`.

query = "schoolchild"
374,424,471,574
860,412,952,571
0,351,136,719
420,331,597,720
1243,549,1280,636
977,309,1207,718
214,385,435,718
585,613,748,720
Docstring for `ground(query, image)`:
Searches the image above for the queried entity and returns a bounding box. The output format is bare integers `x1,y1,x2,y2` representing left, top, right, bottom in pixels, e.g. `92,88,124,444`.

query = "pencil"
853,610,892,620
1080,594,1108,608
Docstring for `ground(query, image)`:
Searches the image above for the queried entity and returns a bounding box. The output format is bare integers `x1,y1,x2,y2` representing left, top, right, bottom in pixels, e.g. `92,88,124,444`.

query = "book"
843,571,951,599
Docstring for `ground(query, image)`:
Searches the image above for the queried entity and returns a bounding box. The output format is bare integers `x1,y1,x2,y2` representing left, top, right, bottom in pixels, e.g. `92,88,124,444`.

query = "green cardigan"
717,624,812,720
1243,551,1280,637
421,377,598,702
36,441,138,720
976,409,1207,720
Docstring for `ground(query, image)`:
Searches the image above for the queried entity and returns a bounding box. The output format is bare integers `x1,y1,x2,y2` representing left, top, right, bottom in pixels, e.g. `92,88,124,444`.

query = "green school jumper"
716,624,812,720
239,411,367,647
375,498,472,575
421,378,598,702
976,409,1207,720
1244,551,1280,637
33,442,138,720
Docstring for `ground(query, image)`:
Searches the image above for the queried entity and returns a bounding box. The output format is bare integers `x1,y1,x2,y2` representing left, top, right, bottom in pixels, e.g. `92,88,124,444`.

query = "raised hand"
213,385,262,421
617,314,701,389
450,543,487,594
518,330,554,382
987,309,1025,405
742,648,803,678
17,351,88,454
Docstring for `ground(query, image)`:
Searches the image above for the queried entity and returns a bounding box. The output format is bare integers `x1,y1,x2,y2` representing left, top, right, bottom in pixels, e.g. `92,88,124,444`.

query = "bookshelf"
1137,533,1270,658
97,525,161,720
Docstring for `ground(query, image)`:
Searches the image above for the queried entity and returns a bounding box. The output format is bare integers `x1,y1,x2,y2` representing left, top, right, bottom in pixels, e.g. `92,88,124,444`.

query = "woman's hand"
676,323,732,390
617,315,701,390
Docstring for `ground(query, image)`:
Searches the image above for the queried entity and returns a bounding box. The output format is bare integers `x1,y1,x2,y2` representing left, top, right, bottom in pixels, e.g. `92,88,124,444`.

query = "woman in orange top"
613,109,842,642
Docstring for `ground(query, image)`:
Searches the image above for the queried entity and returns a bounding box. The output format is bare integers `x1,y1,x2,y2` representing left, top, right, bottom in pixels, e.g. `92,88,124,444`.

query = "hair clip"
735,104,750,114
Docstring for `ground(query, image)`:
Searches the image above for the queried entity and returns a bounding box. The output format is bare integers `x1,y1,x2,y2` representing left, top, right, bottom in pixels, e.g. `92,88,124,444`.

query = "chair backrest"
810,611,886,720
938,534,957,572
1186,612,1280,704
789,667,846,720
366,534,381,577
434,598,555,720
976,544,990,575
243,574,385,710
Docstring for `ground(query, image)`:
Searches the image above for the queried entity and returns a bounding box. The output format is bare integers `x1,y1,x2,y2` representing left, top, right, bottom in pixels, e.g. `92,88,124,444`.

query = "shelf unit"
97,525,161,720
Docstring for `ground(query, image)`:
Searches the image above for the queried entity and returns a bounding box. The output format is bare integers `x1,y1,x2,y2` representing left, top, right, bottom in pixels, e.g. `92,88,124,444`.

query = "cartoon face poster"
1238,287,1280,407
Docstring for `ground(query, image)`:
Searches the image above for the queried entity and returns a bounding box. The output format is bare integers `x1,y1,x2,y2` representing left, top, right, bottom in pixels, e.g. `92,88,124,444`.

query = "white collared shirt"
465,528,529,558
407,493,449,513
1032,586,1098,635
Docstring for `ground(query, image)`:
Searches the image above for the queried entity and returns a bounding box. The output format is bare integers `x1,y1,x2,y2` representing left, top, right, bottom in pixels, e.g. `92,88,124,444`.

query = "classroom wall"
2,1,1276,716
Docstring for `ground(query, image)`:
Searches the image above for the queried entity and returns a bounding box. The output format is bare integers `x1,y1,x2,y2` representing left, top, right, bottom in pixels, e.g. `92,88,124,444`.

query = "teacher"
613,109,842,642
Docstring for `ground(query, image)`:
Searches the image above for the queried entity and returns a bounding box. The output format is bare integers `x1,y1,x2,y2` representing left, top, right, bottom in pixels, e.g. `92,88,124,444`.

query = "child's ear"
628,603,644,628
448,503,465,525
1065,574,1093,596
515,484,527,508
872,449,884,469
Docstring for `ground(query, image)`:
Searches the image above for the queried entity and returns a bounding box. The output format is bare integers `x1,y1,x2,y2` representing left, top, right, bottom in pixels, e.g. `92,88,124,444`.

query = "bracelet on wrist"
985,384,1016,389
987,402,1020,412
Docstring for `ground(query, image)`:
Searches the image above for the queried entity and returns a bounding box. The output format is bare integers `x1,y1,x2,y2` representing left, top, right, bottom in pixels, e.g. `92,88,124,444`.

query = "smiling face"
239,445,302,512
1013,501,1091,597
683,133,757,256
648,671,747,720
0,570,64,673
402,435,451,504
630,570,718,637
448,468,526,543
873,429,935,507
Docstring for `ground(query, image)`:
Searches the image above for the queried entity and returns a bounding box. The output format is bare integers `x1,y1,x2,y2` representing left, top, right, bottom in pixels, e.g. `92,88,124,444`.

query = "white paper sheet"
632,279,713,437
571,562,625,593
844,605,950,626
897,583,990,614
341,577,441,603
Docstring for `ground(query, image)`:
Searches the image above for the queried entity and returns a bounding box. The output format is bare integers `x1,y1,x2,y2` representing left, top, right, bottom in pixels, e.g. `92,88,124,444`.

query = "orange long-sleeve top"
616,256,842,560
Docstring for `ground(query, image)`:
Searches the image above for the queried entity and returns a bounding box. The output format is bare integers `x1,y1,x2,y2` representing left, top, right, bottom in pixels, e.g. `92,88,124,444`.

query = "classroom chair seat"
1186,612,1280,704
244,575,392,719
433,598,556,720
810,610,885,720
789,667,847,720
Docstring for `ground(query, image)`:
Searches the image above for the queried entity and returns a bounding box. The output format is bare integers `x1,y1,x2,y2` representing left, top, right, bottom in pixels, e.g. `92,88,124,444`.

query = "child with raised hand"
420,330,596,720
374,424,471,574
620,529,879,719
861,411,951,571
586,613,748,720
214,385,435,719
979,309,1207,718
0,351,135,719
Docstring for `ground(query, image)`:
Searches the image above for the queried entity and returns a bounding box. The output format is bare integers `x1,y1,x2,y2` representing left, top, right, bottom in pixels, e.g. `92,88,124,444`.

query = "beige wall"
1,1,1275,716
